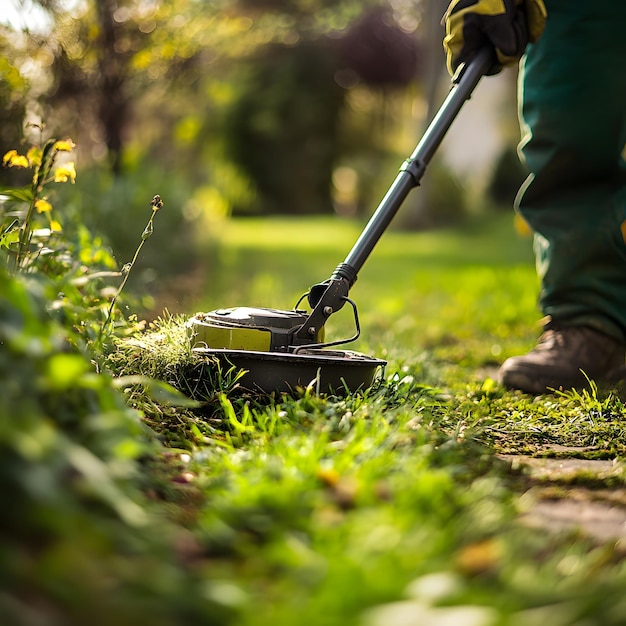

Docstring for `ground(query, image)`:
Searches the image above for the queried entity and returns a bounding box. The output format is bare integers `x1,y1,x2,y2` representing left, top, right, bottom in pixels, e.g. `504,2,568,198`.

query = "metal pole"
293,48,495,346
341,47,494,276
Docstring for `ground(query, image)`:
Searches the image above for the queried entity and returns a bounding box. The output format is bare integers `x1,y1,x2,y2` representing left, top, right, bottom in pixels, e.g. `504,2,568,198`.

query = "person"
443,0,626,394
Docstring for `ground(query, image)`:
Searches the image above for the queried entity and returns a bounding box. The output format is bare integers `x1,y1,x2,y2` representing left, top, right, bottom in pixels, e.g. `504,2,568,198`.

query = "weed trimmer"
188,48,495,394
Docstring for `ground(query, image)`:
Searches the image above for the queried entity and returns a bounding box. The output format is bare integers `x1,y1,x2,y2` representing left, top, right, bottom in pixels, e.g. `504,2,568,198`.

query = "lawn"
128,211,626,625
5,199,626,626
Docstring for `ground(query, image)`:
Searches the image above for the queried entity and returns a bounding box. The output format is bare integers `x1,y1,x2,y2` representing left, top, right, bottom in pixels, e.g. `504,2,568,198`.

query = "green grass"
13,139,626,624
107,211,626,625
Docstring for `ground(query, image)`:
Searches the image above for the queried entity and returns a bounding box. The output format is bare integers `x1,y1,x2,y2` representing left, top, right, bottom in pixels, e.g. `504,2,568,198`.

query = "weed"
106,314,249,445
98,194,164,344
0,135,245,624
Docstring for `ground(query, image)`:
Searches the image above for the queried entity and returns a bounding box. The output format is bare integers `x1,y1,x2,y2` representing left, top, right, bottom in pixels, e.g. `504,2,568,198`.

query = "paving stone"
519,496,626,542
500,453,626,543
500,454,622,481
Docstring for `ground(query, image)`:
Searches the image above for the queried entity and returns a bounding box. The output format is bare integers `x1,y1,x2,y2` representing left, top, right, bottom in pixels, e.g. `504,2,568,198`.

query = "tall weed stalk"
97,194,163,346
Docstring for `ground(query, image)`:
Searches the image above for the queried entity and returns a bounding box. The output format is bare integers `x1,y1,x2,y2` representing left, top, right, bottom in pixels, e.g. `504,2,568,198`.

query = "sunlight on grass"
192,212,540,373
101,211,626,626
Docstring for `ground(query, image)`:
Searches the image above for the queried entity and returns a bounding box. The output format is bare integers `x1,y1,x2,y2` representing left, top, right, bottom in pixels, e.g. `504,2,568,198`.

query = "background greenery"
0,0,523,291
5,175,626,623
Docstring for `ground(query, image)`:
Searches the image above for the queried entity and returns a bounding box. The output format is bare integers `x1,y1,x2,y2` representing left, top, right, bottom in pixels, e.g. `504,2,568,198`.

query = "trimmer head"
186,306,385,395
192,345,386,395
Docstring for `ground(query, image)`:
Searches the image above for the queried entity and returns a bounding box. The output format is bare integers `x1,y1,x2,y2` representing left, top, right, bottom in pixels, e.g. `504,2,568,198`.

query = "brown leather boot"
498,325,626,394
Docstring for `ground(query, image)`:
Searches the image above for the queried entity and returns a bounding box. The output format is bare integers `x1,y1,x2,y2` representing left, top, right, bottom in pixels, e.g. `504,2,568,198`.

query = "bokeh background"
0,0,526,312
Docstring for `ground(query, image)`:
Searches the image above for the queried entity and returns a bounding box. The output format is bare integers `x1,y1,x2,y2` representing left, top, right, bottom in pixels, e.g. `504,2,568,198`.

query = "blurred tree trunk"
400,0,452,229
95,0,130,175
43,0,133,175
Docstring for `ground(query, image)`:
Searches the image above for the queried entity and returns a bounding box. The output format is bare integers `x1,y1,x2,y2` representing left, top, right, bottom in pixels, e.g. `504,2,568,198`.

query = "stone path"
500,451,626,542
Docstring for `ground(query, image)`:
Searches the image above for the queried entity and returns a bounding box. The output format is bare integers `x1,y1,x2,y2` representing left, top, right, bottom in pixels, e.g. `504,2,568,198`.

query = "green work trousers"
516,0,626,340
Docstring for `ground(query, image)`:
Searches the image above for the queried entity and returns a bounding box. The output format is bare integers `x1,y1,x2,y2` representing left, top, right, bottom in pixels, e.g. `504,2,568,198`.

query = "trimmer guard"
192,347,386,395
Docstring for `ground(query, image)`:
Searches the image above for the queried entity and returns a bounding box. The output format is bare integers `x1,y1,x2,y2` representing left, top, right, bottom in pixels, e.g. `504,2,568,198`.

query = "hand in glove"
443,0,547,75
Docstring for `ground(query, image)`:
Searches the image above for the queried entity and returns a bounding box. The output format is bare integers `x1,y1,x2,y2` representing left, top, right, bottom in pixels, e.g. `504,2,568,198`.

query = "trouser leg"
517,0,626,340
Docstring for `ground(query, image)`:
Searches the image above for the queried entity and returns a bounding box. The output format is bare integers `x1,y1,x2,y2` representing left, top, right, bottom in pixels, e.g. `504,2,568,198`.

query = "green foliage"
0,134,236,623
0,136,143,350
62,161,197,286
224,41,345,215
106,314,246,449
456,380,626,458
1,136,76,272
126,356,626,626
2,105,626,625
0,265,241,626
97,194,164,345
1,0,435,223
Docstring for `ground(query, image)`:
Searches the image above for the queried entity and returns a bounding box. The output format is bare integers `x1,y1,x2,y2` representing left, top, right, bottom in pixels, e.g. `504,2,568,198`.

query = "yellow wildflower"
54,162,76,183
35,199,53,213
2,150,17,165
27,146,42,167
50,219,63,232
53,139,76,152
3,150,29,168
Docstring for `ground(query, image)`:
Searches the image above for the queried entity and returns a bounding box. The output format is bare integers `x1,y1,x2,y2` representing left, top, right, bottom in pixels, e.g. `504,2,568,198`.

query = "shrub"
0,138,235,625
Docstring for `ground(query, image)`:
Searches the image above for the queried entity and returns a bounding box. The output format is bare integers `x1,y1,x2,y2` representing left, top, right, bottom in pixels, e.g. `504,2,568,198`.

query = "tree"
3,0,434,220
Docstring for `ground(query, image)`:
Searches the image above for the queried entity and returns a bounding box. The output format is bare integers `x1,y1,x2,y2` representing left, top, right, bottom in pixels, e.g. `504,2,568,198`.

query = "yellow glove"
443,0,547,76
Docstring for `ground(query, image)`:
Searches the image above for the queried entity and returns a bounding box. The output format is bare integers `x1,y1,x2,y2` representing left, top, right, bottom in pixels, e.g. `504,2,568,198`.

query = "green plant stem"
98,204,160,345
13,194,37,273
13,139,59,274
